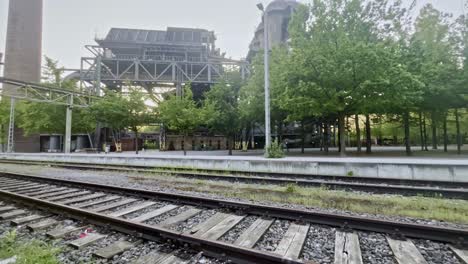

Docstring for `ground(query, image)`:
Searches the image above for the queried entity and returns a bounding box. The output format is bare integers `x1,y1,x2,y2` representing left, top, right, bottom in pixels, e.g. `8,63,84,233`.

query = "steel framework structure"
0,77,94,154
79,45,250,91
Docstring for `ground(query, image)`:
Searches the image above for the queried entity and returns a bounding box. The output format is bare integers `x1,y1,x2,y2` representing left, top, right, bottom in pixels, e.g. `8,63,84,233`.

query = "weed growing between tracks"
132,175,468,225
0,230,61,264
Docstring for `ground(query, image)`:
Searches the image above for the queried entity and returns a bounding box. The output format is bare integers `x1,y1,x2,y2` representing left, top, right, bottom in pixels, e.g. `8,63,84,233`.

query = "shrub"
266,139,285,159
285,183,297,193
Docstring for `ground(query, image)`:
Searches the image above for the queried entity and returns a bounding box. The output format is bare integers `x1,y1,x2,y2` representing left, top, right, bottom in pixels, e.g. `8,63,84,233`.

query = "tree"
204,74,243,155
410,5,460,150
89,87,156,154
239,46,291,148
0,99,10,152
282,0,408,156
159,87,206,156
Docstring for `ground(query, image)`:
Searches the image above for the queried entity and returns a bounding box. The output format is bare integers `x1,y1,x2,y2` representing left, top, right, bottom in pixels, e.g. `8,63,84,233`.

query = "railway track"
0,171,467,264
1,159,467,199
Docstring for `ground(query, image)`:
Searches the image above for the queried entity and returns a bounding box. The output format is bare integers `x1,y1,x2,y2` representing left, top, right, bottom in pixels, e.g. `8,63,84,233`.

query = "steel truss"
0,77,95,154
79,46,250,88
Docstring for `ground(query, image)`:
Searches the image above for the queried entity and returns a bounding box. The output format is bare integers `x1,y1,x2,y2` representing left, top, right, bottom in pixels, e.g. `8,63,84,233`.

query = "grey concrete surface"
0,148,467,182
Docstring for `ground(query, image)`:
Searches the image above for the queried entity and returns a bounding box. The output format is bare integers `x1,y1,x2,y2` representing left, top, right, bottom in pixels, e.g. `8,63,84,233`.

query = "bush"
285,183,297,193
266,139,285,159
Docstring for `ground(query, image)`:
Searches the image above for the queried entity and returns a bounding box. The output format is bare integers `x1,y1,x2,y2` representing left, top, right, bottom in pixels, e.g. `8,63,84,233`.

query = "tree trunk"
423,114,428,151
277,121,283,142
323,122,329,153
431,111,438,149
319,123,323,152
337,121,341,153
365,114,372,154
135,129,139,155
338,114,346,156
228,135,233,156
403,112,411,156
455,109,462,155
301,120,305,154
183,134,187,156
419,112,424,151
443,112,448,153
251,123,255,149
332,125,337,147
355,114,361,152
346,116,351,147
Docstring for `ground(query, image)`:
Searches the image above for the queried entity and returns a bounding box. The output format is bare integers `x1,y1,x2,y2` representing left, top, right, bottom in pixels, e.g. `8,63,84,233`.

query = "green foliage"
89,87,156,133
16,56,95,135
266,139,284,158
159,86,207,154
204,72,245,154
285,183,297,194
0,230,61,264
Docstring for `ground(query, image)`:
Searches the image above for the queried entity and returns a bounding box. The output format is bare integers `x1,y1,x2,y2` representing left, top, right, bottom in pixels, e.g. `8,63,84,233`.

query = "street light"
257,3,271,155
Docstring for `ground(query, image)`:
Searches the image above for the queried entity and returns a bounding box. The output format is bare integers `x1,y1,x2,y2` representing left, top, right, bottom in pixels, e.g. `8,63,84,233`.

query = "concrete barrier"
0,153,467,183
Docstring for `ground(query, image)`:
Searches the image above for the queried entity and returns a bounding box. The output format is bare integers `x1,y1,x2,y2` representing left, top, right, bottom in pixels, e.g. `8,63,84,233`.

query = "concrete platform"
0,152,467,183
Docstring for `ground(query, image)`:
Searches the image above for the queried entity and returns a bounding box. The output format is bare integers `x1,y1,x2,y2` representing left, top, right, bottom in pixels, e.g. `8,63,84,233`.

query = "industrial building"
247,0,299,60
78,27,249,152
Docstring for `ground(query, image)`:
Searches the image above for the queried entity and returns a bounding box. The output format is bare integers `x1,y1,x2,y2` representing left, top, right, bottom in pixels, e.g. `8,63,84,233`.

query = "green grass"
131,174,468,224
0,230,61,264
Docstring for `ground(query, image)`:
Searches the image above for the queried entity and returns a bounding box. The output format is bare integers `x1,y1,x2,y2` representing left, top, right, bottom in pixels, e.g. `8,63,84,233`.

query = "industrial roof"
101,27,213,45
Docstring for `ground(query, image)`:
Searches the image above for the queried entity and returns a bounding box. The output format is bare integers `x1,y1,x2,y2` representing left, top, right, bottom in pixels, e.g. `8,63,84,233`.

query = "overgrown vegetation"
0,230,61,264
265,139,285,158
128,173,468,224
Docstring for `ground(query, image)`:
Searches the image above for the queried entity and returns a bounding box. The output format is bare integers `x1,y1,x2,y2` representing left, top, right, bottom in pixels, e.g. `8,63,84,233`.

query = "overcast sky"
0,0,465,69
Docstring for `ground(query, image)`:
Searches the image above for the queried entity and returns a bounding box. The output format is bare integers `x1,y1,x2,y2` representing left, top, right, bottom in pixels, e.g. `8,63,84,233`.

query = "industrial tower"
3,0,43,152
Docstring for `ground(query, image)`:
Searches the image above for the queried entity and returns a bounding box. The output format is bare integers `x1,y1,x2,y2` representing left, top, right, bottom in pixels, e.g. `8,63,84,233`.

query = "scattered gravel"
219,216,257,243
254,220,290,252
145,205,191,226
301,224,335,263
174,209,217,232
2,164,463,230
101,201,142,214
358,232,396,264
86,197,126,210
122,202,168,220
414,239,461,264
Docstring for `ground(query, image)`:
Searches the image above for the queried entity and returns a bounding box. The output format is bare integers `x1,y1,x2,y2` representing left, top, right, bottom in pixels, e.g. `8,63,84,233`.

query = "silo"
3,0,43,152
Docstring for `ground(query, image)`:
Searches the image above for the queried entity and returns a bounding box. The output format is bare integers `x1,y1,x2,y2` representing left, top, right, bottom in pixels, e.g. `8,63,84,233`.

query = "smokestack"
4,0,43,94
3,0,43,153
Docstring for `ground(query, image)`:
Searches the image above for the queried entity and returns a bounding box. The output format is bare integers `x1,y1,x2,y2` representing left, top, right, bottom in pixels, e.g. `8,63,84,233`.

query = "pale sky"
0,0,465,69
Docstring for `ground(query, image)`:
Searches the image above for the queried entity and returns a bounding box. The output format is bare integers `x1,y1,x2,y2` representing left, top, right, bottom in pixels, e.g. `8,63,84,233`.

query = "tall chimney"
4,0,43,92
3,0,43,153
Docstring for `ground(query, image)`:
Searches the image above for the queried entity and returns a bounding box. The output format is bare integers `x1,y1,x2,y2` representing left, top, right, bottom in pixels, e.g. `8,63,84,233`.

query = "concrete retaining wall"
0,153,467,183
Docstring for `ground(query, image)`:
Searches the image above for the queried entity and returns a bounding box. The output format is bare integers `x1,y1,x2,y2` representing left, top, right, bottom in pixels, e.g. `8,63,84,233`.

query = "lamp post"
257,3,271,155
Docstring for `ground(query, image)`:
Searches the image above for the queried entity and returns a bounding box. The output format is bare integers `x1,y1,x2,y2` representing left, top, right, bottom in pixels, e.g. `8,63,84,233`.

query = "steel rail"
0,183,304,264
1,171,467,247
0,160,467,199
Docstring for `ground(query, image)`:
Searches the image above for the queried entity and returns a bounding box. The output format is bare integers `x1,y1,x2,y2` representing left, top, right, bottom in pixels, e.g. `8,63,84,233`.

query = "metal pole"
263,10,271,153
64,95,73,154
